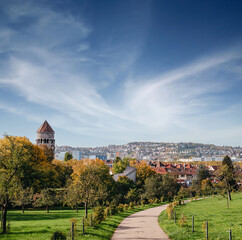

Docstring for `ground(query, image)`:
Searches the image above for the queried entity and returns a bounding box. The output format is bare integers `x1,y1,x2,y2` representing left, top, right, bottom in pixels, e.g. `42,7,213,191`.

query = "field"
158,193,242,240
0,204,161,240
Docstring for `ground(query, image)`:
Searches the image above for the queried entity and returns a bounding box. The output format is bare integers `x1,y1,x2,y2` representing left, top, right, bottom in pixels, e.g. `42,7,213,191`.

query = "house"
113,166,137,182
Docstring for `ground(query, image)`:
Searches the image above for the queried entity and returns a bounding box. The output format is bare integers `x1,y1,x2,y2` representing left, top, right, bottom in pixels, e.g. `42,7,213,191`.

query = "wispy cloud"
0,0,242,146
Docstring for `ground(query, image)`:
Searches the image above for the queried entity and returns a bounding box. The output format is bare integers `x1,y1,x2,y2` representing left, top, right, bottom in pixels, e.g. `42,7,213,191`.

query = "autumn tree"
131,161,156,187
113,158,130,174
0,135,55,233
71,159,114,217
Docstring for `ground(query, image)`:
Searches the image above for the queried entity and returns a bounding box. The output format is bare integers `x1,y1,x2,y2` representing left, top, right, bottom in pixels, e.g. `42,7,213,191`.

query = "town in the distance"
37,120,241,189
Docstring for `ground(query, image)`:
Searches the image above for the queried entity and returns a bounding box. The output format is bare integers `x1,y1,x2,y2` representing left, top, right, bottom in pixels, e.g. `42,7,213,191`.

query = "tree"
193,164,210,188
113,158,129,174
0,135,54,233
12,186,33,213
71,159,114,217
64,152,73,162
201,179,213,196
132,161,156,187
33,189,56,213
144,174,180,201
64,182,82,213
219,155,236,200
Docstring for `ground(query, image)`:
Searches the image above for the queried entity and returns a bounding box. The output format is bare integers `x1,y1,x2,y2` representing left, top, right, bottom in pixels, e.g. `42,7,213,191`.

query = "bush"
148,199,154,204
123,204,129,210
109,205,117,215
178,213,187,227
172,201,179,207
117,204,124,212
104,207,111,218
70,218,77,226
129,202,135,209
93,206,104,224
166,203,174,219
141,200,146,206
51,231,66,240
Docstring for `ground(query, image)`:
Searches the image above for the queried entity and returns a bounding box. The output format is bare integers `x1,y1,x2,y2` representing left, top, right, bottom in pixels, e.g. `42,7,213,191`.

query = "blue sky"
0,0,242,147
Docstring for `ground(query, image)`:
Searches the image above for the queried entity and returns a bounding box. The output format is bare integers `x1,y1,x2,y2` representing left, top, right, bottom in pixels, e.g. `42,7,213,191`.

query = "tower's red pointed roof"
37,120,54,133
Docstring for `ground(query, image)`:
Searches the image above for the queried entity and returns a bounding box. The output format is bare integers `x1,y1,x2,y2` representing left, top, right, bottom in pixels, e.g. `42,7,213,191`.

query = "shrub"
109,205,117,215
172,201,179,207
148,199,154,204
123,204,129,210
51,231,66,240
93,206,104,224
141,200,146,206
117,204,124,212
104,207,111,218
178,213,187,227
129,202,135,209
166,203,174,219
70,218,77,226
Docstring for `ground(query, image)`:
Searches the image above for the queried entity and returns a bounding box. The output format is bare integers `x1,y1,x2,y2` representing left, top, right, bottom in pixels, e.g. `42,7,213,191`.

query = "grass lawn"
0,204,162,240
158,192,242,240
0,207,88,240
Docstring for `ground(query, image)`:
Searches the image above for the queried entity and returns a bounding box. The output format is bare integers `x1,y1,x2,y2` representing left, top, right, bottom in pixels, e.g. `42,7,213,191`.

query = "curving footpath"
111,204,170,240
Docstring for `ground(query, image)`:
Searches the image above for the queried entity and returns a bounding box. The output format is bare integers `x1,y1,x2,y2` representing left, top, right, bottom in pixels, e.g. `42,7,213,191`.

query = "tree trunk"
2,202,8,234
228,190,232,200
1,207,3,229
22,205,25,214
76,205,78,213
85,202,88,218
46,205,49,213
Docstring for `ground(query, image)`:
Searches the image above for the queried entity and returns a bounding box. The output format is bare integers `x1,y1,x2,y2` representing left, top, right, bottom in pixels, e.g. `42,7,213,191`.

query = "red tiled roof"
37,120,54,133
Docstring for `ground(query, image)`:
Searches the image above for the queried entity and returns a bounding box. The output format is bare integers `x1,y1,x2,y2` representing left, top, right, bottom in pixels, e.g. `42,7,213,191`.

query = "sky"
0,0,242,147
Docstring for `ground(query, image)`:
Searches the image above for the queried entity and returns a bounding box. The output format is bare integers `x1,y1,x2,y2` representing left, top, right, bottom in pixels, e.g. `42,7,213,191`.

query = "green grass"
158,193,242,240
0,207,88,240
0,204,162,240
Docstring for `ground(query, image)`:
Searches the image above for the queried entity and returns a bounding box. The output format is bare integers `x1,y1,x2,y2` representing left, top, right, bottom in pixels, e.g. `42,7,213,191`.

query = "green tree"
193,164,210,188
113,158,129,174
33,189,56,213
12,186,33,213
0,135,48,233
64,152,73,162
64,182,82,213
219,155,236,200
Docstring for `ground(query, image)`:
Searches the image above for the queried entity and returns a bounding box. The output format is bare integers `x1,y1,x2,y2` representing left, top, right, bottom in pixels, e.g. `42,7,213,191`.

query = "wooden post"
227,191,229,209
206,221,208,240
229,229,232,240
192,216,194,232
91,214,93,226
71,222,74,240
83,217,85,235
174,211,176,223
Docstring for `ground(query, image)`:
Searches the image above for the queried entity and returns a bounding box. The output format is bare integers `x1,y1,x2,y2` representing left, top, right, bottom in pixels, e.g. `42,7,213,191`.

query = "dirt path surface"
111,205,170,240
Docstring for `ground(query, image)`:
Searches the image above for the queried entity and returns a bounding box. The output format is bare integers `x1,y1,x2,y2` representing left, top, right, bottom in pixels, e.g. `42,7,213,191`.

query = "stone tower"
36,120,55,150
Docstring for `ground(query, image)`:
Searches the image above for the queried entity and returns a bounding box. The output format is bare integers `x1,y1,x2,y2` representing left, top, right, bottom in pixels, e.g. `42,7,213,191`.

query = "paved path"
111,205,170,240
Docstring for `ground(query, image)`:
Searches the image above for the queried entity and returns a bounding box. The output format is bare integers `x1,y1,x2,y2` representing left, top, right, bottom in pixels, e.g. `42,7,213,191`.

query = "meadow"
158,192,242,240
0,204,161,240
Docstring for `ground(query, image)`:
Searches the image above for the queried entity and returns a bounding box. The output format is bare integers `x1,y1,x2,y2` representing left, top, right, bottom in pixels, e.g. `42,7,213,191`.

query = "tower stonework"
36,120,55,150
